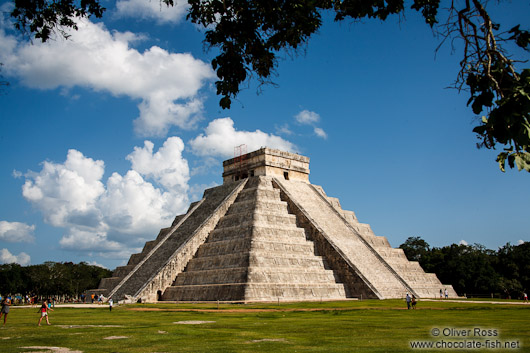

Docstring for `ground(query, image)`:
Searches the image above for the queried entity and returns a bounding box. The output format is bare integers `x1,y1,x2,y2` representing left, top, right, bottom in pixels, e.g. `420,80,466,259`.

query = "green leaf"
496,152,508,172
514,152,530,172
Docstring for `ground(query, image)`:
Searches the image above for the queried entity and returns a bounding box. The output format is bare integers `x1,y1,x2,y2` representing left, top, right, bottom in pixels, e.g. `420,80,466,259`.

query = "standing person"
439,289,443,299
411,295,417,309
37,300,54,326
406,293,411,310
109,298,113,312
0,296,11,326
444,288,448,299
524,292,528,303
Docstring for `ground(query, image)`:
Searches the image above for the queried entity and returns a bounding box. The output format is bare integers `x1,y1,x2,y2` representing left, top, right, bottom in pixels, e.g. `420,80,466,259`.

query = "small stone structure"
92,148,457,302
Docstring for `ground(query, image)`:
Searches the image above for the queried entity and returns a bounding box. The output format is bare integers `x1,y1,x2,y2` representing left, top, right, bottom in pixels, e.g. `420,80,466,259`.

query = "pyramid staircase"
163,176,348,301
276,179,458,299
92,180,247,301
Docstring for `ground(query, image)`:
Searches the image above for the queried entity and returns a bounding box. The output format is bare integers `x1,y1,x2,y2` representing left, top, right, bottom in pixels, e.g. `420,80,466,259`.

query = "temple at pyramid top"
223,148,310,183
90,147,458,303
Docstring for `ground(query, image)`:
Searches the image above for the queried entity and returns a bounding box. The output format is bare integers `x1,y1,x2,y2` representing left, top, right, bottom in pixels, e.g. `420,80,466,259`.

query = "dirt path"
422,299,529,305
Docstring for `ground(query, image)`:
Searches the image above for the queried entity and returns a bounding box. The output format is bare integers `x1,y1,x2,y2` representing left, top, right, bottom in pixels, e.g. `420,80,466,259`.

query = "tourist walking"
0,296,11,326
411,295,417,309
37,300,54,326
109,298,113,312
524,292,528,303
444,288,448,299
406,293,411,310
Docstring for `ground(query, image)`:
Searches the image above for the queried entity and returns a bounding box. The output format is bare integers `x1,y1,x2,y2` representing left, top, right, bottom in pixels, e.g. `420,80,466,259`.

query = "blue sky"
0,0,528,270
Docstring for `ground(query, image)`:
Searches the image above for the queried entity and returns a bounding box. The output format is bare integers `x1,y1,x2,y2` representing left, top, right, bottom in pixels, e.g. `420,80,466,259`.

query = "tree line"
399,237,530,298
0,261,111,300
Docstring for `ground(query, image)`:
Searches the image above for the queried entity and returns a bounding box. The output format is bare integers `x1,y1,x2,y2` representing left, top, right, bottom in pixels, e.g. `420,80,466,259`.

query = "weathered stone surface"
162,176,348,302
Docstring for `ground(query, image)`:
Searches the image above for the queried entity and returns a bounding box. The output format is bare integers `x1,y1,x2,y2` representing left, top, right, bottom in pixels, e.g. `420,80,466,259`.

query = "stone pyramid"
93,148,457,302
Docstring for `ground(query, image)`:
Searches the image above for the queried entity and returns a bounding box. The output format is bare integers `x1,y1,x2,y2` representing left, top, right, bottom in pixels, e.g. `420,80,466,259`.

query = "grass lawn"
1,300,528,352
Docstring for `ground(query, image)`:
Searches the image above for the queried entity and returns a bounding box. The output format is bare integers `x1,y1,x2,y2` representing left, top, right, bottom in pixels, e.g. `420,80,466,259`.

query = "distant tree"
400,238,500,296
0,261,111,298
0,263,30,295
496,242,530,297
7,0,530,172
399,236,430,261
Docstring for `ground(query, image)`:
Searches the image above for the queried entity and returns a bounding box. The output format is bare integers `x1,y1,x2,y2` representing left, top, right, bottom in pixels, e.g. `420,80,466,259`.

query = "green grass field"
1,299,528,352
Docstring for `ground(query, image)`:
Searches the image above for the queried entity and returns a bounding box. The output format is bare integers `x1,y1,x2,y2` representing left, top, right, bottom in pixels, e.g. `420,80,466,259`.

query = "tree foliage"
399,236,430,261
8,0,530,172
10,0,104,41
400,236,530,298
0,261,111,297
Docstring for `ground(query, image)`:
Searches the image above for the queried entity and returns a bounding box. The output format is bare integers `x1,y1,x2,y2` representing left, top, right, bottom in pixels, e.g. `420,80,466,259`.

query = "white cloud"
87,261,109,269
295,110,320,125
314,127,328,139
22,138,190,258
22,149,105,228
115,0,189,24
0,248,31,265
189,118,297,158
0,19,214,137
459,240,468,246
517,239,525,245
275,123,293,135
59,228,122,252
0,221,36,243
99,170,187,239
294,109,327,139
126,137,189,191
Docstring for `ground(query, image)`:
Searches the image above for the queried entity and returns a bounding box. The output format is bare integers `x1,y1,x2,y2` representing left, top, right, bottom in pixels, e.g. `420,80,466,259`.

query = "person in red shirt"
37,300,54,326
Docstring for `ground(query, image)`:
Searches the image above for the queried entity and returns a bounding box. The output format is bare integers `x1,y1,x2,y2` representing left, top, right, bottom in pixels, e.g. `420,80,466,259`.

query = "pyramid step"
245,283,348,301
195,238,253,257
141,240,158,254
155,227,172,241
249,254,328,268
186,253,249,271
196,238,315,257
247,267,339,284
186,253,329,271
207,225,307,243
174,268,248,285
235,187,280,202
216,213,298,229
163,284,247,301
249,240,316,254
227,199,289,215
127,253,144,266
99,277,122,290
113,265,134,278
